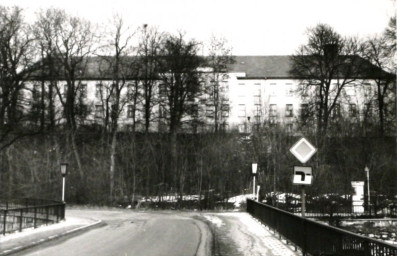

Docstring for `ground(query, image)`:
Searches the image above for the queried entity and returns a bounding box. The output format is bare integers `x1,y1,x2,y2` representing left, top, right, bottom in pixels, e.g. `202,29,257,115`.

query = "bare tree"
205,35,234,132
290,24,364,146
0,6,37,150
137,24,162,133
361,35,395,136
384,16,396,55
156,32,204,198
99,14,136,201
35,8,96,180
157,32,203,134
0,6,38,198
33,8,67,131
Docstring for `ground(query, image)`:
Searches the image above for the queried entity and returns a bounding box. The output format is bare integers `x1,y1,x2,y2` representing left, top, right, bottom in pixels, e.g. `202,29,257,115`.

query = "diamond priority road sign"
289,137,317,164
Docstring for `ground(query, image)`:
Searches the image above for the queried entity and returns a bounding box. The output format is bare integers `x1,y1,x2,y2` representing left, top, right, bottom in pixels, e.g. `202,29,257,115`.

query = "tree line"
0,5,396,207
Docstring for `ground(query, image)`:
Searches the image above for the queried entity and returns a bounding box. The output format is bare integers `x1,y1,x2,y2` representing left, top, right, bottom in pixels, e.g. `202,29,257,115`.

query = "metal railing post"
19,209,23,232
34,207,37,228
56,205,59,222
3,210,7,235
46,206,49,225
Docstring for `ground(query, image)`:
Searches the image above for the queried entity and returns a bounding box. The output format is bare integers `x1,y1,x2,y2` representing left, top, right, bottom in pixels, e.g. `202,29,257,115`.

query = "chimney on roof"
323,43,338,59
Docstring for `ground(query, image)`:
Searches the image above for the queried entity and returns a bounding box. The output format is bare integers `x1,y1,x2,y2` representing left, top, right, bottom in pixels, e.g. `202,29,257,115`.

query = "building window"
32,84,41,101
269,83,277,96
206,105,214,118
77,104,88,116
349,104,357,117
111,104,118,119
238,104,246,117
220,122,229,131
191,104,198,117
364,87,372,98
269,104,277,117
221,104,229,118
364,103,372,117
345,85,356,96
95,105,103,118
110,83,117,100
301,86,309,97
159,104,166,119
95,84,102,98
127,84,134,101
254,95,261,104
301,104,309,119
63,84,68,96
254,104,261,117
159,84,167,98
332,103,341,118
79,84,87,99
286,84,294,96
127,105,134,118
206,84,214,96
285,104,293,117
238,123,246,133
286,123,293,133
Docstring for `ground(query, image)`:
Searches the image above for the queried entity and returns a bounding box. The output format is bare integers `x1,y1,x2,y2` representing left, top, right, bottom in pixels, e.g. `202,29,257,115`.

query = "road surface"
18,210,211,256
14,209,298,256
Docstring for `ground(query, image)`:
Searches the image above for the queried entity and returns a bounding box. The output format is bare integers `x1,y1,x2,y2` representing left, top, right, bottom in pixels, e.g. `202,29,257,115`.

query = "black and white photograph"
0,0,396,255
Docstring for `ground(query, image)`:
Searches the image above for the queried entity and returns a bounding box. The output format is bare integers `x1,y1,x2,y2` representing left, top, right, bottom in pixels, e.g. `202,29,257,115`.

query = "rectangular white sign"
293,166,312,185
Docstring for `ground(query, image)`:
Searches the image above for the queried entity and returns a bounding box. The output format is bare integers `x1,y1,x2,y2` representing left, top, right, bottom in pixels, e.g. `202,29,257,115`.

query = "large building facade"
25,56,395,134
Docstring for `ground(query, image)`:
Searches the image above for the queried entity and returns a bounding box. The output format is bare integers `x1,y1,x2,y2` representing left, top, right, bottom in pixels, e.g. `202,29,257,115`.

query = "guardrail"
247,199,397,256
0,198,65,235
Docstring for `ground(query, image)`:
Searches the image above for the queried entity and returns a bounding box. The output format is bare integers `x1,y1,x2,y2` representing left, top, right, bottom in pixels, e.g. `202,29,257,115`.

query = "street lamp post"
252,163,257,200
365,166,370,213
60,163,68,202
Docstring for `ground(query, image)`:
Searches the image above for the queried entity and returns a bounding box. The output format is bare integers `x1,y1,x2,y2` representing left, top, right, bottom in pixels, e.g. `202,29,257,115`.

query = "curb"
0,219,105,256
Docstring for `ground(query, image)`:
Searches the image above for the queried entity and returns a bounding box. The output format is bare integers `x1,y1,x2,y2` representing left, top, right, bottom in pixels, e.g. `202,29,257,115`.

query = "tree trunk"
70,131,84,178
6,147,13,197
109,130,117,202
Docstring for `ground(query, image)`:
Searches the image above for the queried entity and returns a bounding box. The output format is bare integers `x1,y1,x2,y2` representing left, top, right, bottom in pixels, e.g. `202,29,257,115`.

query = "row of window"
91,103,374,120
93,104,135,118
234,103,364,118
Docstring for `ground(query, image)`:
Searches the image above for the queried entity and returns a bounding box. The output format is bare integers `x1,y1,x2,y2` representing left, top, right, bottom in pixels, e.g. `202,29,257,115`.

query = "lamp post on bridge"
252,163,257,201
60,163,68,202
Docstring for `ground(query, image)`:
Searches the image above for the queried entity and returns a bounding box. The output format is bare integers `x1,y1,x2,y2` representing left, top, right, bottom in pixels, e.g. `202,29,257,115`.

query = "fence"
277,203,396,218
0,198,65,235
269,195,397,218
247,199,397,256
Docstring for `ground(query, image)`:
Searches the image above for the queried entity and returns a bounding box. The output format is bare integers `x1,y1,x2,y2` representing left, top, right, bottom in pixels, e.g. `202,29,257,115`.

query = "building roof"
230,56,394,80
29,55,394,81
230,56,293,79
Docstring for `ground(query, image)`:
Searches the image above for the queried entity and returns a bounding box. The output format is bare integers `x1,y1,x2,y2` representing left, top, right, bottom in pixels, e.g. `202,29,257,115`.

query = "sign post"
289,138,316,217
256,185,260,202
252,163,257,200
365,166,370,213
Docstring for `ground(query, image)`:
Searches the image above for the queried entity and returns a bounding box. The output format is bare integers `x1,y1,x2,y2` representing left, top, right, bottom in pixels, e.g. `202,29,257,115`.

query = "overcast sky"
2,0,396,55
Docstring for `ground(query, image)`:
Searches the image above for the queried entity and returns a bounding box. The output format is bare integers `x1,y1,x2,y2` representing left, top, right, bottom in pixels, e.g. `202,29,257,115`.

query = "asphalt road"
18,211,211,256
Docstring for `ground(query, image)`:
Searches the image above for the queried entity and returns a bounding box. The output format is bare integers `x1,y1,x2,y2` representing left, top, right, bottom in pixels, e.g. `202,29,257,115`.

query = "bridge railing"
247,199,397,256
0,198,65,235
